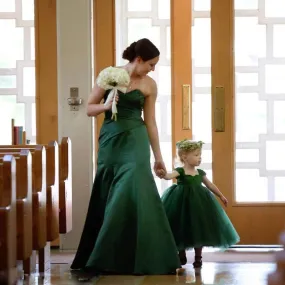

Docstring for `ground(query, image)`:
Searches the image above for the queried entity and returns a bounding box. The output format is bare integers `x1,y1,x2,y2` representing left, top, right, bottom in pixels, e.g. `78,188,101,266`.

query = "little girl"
161,139,240,268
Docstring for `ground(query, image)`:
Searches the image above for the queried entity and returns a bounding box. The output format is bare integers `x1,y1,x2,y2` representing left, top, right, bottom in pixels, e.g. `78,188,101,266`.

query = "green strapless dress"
161,167,240,251
70,90,181,275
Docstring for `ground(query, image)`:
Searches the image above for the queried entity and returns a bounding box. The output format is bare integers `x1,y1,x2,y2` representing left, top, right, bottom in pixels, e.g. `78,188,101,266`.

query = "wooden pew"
0,155,18,284
58,137,72,234
0,150,34,275
0,137,72,236
267,230,285,285
0,143,58,242
1,138,72,240
0,146,47,273
0,137,72,276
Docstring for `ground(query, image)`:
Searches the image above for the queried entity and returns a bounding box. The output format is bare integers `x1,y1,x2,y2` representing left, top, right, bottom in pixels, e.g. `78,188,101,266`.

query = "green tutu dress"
161,167,240,250
70,90,181,275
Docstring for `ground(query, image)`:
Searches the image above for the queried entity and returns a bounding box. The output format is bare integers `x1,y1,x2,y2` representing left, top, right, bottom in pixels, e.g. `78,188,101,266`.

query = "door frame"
171,0,193,156
93,0,116,163
35,0,58,144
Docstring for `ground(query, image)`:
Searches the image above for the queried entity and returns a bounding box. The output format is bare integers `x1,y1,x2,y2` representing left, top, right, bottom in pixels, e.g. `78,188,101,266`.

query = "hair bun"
122,38,160,62
122,41,137,62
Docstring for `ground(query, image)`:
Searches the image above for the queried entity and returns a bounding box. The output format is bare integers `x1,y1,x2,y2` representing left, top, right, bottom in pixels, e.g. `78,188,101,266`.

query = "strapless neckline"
124,89,145,97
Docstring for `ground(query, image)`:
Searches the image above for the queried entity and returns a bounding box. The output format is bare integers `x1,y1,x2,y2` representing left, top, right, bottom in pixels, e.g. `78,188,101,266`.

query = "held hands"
154,160,166,179
219,195,228,207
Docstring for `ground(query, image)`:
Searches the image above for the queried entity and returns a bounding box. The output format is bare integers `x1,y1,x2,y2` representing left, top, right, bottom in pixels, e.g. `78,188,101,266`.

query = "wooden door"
172,0,285,243
211,0,285,244
173,0,285,243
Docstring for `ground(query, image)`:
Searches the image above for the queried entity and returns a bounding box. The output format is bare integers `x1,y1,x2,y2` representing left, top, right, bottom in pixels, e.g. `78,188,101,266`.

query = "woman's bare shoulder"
145,75,156,86
141,76,157,97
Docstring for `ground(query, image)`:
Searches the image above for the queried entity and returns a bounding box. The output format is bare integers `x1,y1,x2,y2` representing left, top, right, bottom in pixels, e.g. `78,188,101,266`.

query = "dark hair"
122,38,160,62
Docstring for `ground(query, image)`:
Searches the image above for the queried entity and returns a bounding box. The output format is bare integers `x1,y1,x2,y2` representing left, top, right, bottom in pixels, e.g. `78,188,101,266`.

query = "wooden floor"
17,249,278,284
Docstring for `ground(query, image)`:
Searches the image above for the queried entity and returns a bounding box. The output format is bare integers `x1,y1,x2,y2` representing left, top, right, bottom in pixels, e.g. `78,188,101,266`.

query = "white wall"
57,0,94,250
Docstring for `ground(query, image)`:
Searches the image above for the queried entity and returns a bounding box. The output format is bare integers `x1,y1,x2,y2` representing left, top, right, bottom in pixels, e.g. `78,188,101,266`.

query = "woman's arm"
86,84,116,117
143,79,162,162
143,78,166,177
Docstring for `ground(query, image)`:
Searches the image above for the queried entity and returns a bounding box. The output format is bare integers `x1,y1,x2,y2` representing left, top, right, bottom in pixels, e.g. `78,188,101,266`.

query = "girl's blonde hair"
174,139,204,166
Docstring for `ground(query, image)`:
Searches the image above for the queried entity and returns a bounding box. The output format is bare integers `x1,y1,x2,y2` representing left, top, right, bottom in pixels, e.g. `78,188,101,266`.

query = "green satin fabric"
71,89,181,275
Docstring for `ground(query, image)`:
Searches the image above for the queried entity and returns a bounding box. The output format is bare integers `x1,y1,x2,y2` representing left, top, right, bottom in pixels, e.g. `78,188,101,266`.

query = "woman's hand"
104,94,119,110
220,195,228,207
154,160,166,179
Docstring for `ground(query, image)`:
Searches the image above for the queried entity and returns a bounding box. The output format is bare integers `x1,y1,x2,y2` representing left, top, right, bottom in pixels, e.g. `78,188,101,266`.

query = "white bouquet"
96,66,130,121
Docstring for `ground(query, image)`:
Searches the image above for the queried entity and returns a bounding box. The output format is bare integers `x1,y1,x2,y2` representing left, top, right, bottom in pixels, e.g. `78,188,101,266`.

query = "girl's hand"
220,195,228,207
104,94,119,110
154,160,166,179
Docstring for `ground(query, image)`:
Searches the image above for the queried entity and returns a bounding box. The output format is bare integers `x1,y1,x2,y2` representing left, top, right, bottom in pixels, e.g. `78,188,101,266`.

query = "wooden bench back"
0,146,47,250
0,151,33,261
58,137,72,233
0,155,17,284
0,137,72,234
0,145,57,242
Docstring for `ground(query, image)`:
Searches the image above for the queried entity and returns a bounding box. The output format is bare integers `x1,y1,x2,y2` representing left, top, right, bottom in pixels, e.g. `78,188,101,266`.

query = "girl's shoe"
193,256,202,268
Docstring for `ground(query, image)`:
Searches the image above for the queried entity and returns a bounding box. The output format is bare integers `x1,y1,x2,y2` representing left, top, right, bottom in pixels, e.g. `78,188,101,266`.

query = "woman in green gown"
70,38,181,276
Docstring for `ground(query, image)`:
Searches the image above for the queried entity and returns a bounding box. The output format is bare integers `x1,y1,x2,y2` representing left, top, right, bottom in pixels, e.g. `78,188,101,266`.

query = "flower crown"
176,139,204,151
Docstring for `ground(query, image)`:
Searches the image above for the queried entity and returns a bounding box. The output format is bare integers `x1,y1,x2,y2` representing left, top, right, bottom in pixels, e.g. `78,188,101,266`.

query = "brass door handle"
182,84,192,130
213,86,225,132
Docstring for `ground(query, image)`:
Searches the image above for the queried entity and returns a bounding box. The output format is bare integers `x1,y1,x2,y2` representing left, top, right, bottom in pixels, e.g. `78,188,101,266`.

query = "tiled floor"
18,262,275,285
16,249,278,285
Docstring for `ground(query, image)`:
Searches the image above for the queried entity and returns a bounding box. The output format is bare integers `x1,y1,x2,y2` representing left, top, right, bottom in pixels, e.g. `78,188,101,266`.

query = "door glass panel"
192,18,211,67
266,141,285,171
275,178,285,202
265,65,285,93
274,102,285,133
236,170,268,202
265,0,285,17
236,149,259,162
192,8,212,173
0,20,24,68
22,0,34,21
236,73,258,86
127,19,160,50
128,0,151,11
30,27,35,60
0,95,25,144
158,0,170,19
166,27,170,60
235,0,258,10
32,103,36,137
23,67,35,96
193,0,210,11
0,4,35,144
235,17,266,66
0,1,15,12
0,76,17,88
235,93,266,142
234,2,285,202
158,66,171,95
194,74,211,87
273,25,285,57
115,0,172,195
192,94,212,143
